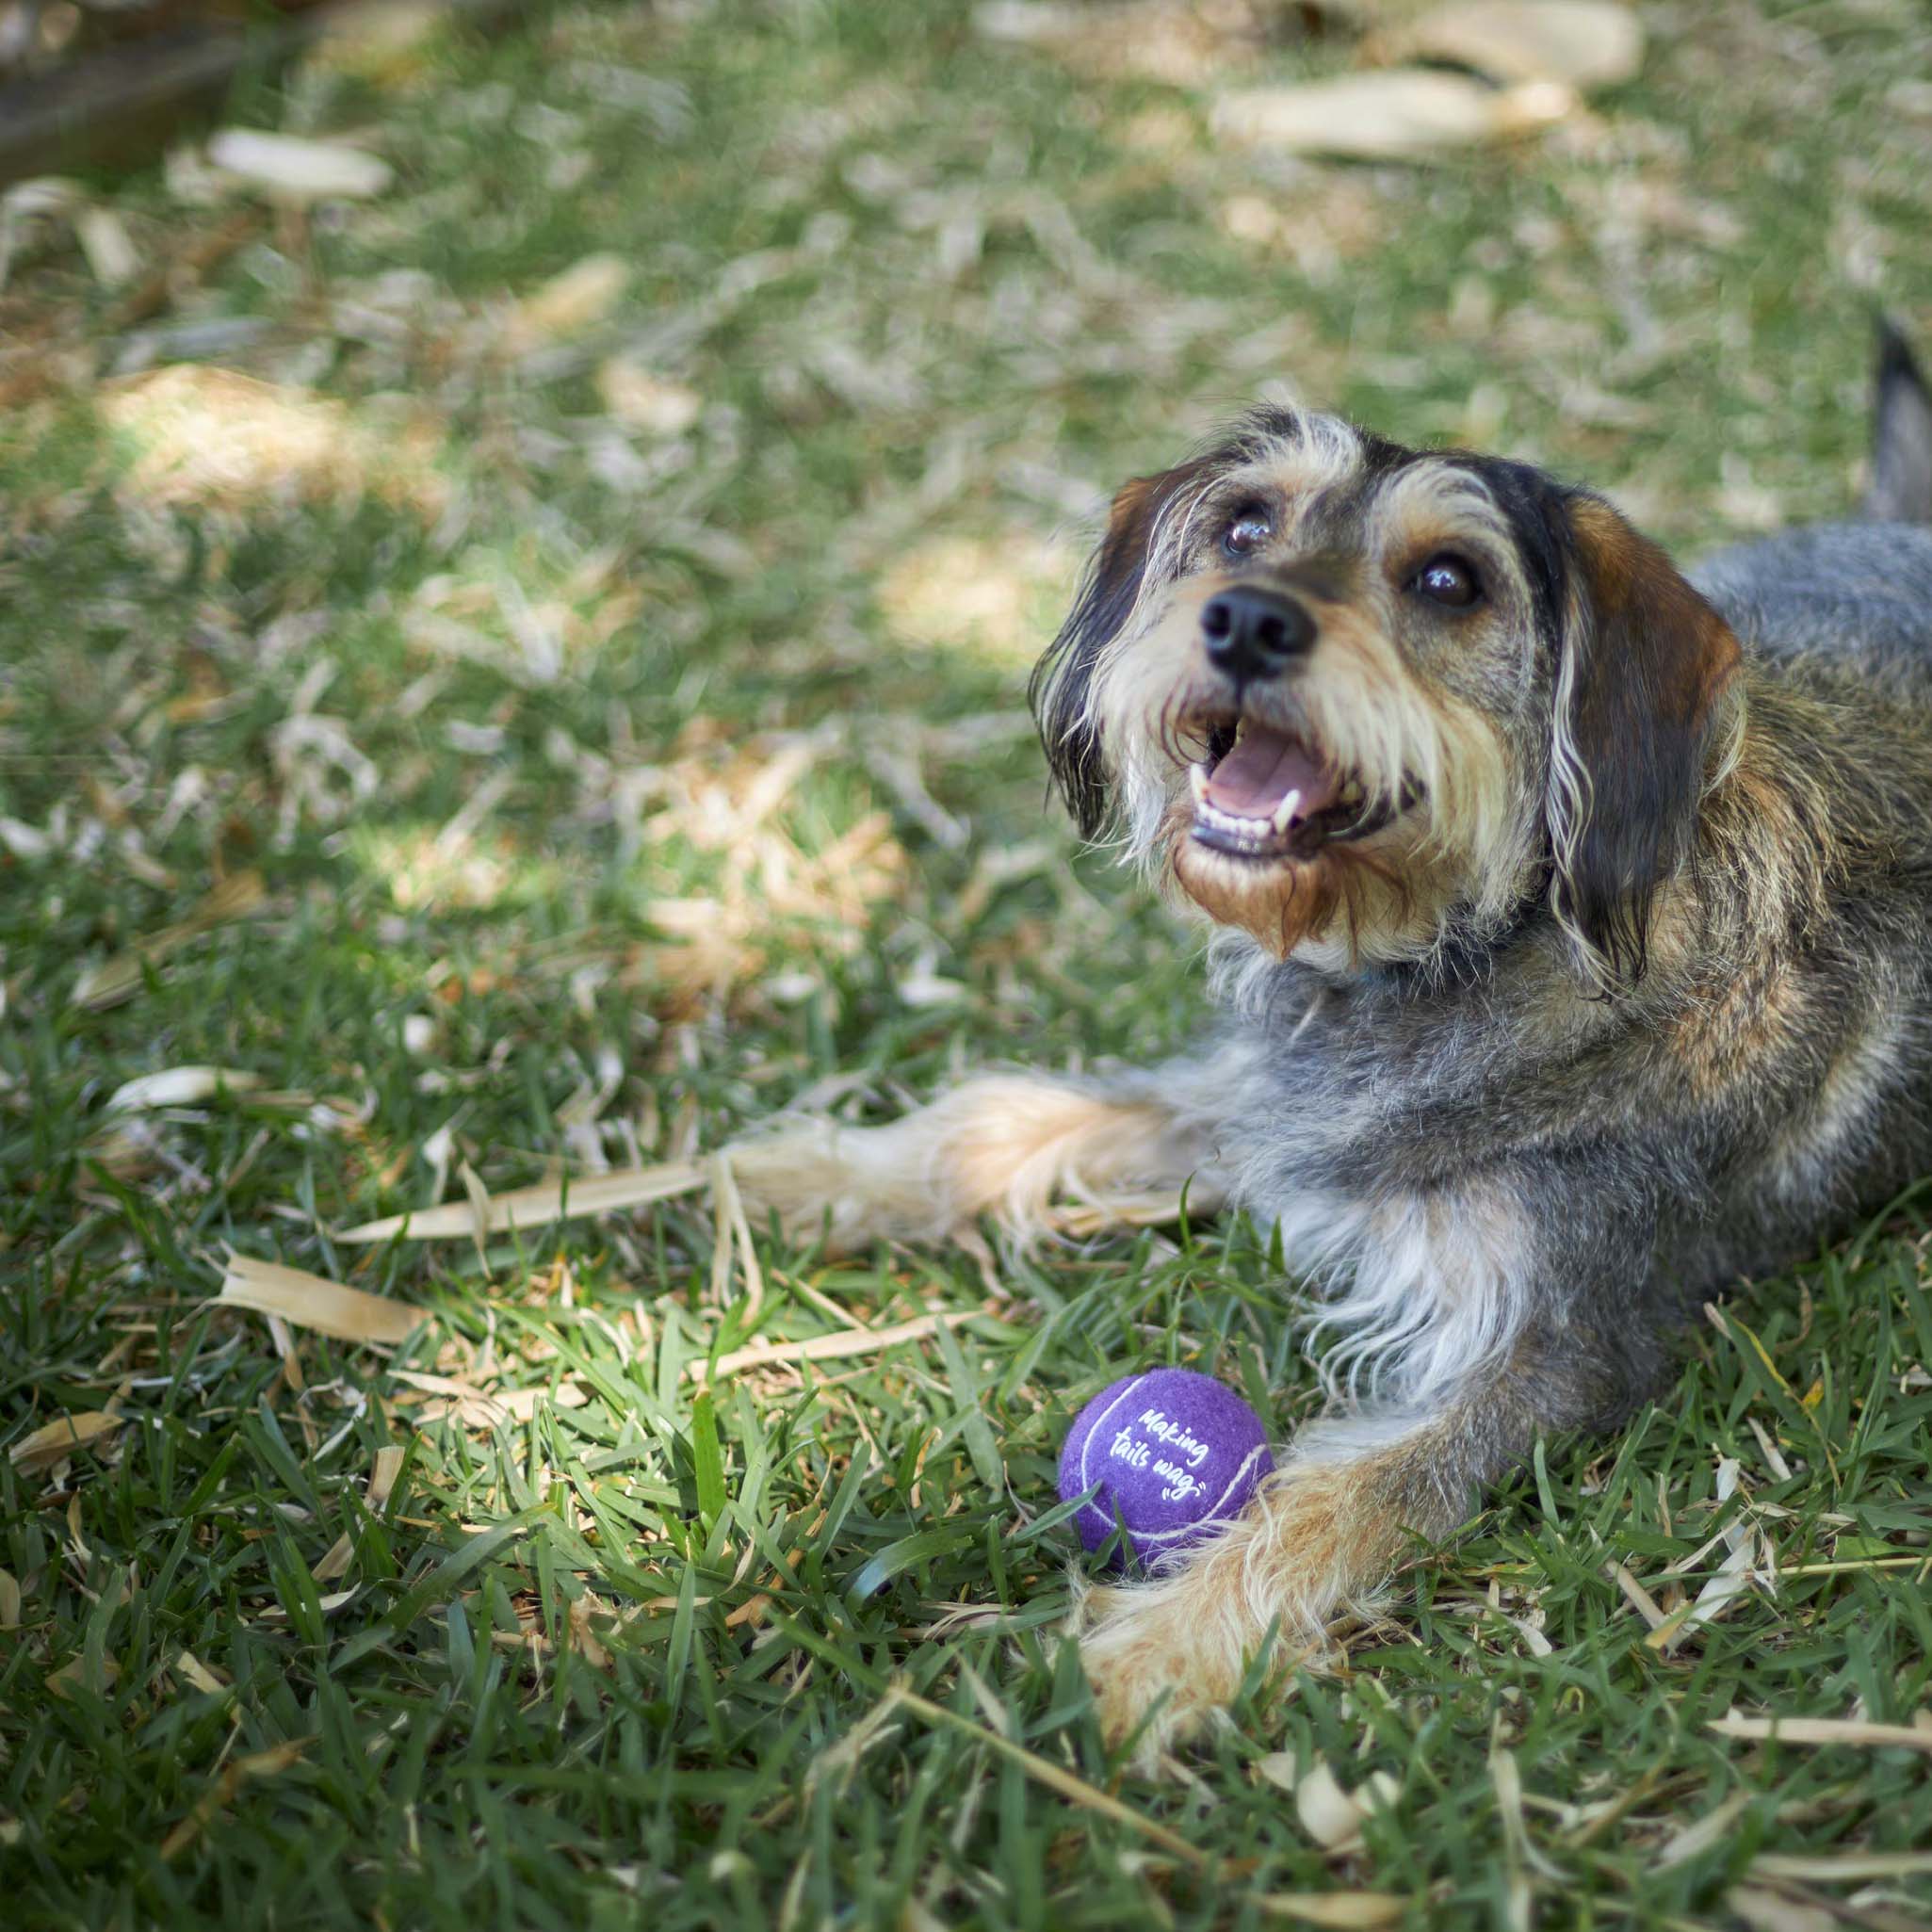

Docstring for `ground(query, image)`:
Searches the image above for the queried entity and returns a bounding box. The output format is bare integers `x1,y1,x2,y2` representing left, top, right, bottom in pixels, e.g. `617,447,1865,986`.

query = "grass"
4,1,1932,1926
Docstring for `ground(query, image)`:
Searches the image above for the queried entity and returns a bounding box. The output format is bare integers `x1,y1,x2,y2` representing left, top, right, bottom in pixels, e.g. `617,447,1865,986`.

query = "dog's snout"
1199,585,1315,682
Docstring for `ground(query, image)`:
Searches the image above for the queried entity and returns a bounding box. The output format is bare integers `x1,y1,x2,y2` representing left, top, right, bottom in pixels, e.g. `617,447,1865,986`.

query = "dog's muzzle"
1184,584,1413,862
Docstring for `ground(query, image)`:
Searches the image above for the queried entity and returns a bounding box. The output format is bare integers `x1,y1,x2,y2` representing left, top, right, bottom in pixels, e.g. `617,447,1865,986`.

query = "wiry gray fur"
1694,521,1932,680
1065,333,1932,1538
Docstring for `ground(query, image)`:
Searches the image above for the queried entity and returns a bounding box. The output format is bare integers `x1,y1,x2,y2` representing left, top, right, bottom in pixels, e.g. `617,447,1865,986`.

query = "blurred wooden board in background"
0,0,523,186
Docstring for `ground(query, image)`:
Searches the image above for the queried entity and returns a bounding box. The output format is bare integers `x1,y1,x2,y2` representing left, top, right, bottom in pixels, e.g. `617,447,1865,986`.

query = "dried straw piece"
507,252,632,349
105,1066,262,1112
567,1592,613,1669
1509,1615,1553,1658
1255,1899,1406,1930
888,1680,1205,1862
1708,1711,1932,1757
1781,1554,1931,1575
218,1254,423,1346
265,1312,305,1394
711,1148,766,1331
312,1447,407,1583
336,1159,705,1242
47,1653,119,1700
1371,1,1645,91
687,1308,980,1384
1654,1791,1752,1868
158,1739,309,1860
1212,70,1572,160
888,1682,1404,1925
389,1369,589,1427
206,130,393,202
1295,1758,1398,1855
10,1410,126,1474
1750,1850,1932,1880
1604,1560,1667,1630
174,1650,231,1696
72,871,267,1010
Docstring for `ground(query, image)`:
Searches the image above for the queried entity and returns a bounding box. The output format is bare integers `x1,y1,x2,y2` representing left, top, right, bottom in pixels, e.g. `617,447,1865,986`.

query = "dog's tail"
1862,317,1932,524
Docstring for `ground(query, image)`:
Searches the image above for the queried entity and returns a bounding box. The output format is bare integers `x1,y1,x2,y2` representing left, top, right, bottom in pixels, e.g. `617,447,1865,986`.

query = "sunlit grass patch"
99,365,447,517
349,819,568,913
874,531,1080,671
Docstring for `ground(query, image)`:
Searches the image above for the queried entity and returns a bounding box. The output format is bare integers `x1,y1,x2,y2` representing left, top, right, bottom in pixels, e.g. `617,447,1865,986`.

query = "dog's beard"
1169,804,1345,952
1168,798,1423,960
1166,722,1533,966
1157,709,1416,957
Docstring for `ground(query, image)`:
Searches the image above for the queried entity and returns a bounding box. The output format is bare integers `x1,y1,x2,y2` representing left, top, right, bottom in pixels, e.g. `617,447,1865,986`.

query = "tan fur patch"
729,1076,1217,1251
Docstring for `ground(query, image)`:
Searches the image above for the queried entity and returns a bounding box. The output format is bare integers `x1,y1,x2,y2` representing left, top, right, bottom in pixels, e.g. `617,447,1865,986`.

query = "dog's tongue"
1203,723,1338,820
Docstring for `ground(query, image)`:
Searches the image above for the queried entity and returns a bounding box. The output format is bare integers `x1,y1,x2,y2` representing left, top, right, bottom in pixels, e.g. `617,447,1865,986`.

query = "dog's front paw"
1068,1462,1392,1768
1071,1573,1251,1768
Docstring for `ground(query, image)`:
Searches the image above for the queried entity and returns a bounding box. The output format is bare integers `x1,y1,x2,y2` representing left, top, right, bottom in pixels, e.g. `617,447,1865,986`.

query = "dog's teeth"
1270,788,1301,833
1233,719,1248,746
1189,763,1210,806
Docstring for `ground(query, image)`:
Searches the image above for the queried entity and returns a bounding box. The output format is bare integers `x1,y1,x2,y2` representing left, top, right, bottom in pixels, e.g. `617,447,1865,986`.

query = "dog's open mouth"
1188,719,1399,862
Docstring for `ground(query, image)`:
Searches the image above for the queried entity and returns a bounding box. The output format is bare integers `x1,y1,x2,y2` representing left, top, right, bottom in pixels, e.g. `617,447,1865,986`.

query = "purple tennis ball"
1058,1368,1274,1568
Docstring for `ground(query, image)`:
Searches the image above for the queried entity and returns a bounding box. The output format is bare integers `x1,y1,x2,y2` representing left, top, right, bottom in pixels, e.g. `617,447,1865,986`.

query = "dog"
728,322,1932,1762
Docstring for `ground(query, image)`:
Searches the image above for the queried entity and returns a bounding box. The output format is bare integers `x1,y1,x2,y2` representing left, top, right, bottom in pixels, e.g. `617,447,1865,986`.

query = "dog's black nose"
1199,585,1315,682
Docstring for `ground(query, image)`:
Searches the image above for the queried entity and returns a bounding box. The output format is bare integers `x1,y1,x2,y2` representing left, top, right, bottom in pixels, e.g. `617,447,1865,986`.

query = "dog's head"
1031,408,1743,984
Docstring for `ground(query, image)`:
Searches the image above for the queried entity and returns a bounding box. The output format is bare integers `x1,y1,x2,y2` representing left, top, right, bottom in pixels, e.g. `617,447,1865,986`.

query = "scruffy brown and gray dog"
731,323,1932,1761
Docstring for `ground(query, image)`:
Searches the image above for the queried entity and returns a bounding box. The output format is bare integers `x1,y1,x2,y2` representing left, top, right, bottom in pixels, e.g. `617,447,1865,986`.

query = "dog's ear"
1548,495,1742,987
1030,463,1201,837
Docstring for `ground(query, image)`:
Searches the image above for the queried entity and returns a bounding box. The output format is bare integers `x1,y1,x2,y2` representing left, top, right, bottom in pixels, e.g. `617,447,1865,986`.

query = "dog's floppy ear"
1030,463,1203,837
1548,495,1743,987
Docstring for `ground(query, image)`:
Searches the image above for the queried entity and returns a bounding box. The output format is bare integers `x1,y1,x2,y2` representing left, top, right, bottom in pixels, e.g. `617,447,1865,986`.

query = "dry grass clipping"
217,1253,424,1346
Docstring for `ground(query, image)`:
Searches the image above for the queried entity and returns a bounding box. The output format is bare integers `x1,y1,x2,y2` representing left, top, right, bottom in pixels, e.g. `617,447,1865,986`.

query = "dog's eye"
1222,505,1273,559
1411,554,1482,609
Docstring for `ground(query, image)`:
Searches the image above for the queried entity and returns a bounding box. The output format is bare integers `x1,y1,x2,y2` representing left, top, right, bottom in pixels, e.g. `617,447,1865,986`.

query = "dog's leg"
726,1073,1224,1252
1073,1183,1615,1764
1071,1388,1520,1761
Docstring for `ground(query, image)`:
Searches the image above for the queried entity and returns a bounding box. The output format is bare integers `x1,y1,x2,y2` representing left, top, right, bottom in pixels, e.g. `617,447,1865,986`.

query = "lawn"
4,2,1932,1927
